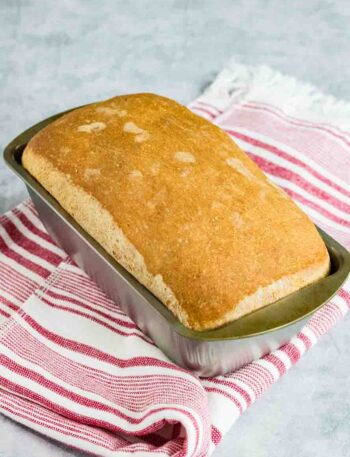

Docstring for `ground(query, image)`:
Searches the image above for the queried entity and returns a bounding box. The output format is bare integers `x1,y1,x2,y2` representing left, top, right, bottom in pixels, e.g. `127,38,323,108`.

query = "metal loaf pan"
4,109,350,377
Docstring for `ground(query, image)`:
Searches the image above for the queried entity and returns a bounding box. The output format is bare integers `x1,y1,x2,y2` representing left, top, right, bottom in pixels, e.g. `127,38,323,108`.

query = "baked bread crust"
22,93,330,330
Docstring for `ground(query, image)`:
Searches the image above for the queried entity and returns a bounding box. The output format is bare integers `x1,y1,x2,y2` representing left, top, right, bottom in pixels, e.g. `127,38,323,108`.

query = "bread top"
23,93,329,330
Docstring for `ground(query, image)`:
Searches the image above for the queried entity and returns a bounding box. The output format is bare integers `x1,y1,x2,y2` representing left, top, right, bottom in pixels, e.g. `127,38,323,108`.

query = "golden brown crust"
22,93,330,330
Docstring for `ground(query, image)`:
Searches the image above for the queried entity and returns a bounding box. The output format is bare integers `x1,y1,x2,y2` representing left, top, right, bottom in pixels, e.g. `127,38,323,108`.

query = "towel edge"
196,59,350,132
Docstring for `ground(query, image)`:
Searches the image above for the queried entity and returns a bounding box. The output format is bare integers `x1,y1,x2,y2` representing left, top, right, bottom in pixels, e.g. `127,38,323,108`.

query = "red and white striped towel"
1,61,349,457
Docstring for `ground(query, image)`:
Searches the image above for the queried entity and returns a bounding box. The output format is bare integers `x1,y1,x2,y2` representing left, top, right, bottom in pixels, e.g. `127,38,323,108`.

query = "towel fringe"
198,59,350,133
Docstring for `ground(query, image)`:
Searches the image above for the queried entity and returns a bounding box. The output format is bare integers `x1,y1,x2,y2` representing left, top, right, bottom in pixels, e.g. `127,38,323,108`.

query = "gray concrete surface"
0,0,349,456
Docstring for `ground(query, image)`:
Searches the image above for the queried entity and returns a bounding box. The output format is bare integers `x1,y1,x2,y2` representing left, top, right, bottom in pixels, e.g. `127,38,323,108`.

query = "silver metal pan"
4,108,350,377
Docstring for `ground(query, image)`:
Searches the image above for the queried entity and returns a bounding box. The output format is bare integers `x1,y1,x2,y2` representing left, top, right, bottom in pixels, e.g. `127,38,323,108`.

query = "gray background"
0,0,349,456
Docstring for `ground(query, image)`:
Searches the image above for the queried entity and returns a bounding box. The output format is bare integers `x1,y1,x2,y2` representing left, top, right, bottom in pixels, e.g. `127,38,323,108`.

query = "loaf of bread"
22,93,330,331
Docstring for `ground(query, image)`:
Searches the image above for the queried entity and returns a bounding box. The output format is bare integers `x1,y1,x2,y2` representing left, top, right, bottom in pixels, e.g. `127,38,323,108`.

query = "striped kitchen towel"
0,61,349,457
